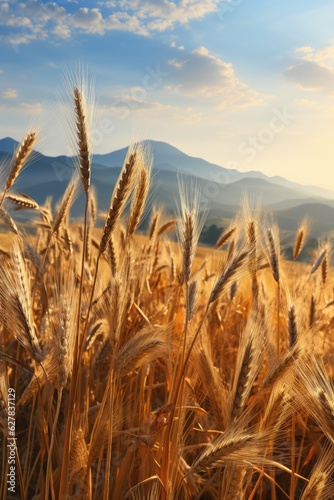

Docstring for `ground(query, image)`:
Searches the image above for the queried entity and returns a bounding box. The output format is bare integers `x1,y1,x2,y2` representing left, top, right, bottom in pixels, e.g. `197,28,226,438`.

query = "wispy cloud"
0,101,43,114
170,41,184,51
5,33,39,45
2,88,18,99
166,46,270,108
111,90,172,112
171,107,204,124
0,3,9,14
294,97,316,107
285,45,334,93
20,102,43,114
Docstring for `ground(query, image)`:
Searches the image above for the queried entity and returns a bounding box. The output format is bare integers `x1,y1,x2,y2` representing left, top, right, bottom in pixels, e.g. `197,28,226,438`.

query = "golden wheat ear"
192,337,229,429
228,315,266,422
0,132,37,207
301,443,334,500
310,247,327,275
176,178,206,285
127,144,152,238
158,219,176,237
73,86,91,194
215,225,237,249
99,148,138,254
113,324,172,376
267,226,280,283
0,242,43,362
42,174,79,256
293,217,309,260
61,67,96,194
209,250,248,304
0,206,19,234
5,192,39,211
291,355,334,445
190,424,272,474
123,475,164,500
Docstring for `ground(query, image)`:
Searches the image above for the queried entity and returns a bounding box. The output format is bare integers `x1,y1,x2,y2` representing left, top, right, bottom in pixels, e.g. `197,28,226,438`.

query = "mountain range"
1,137,334,240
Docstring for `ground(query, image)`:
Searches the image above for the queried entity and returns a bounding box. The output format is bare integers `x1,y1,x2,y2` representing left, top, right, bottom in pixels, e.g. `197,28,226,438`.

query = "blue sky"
1,0,334,189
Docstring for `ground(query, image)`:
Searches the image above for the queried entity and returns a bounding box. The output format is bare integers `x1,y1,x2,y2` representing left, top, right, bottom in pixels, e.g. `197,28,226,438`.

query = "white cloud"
285,61,334,92
53,24,71,38
171,107,203,124
111,87,172,112
115,0,218,25
4,32,39,45
0,0,221,44
147,18,174,31
168,58,187,69
2,88,18,99
0,3,9,13
166,46,269,108
295,46,313,54
7,16,31,27
294,98,316,107
20,102,43,114
98,1,116,7
285,45,334,93
104,12,149,35
0,100,43,114
170,41,184,50
114,98,171,112
71,7,104,34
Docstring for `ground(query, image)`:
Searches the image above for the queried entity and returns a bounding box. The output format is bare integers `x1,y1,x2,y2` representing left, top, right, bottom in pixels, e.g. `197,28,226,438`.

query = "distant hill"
0,137,19,153
271,197,334,211
93,140,334,201
1,137,334,240
275,203,334,237
221,177,308,206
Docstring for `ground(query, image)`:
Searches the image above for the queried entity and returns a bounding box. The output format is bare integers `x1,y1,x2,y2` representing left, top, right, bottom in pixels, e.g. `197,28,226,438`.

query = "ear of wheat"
293,218,309,260
0,132,36,207
99,150,138,254
73,87,91,194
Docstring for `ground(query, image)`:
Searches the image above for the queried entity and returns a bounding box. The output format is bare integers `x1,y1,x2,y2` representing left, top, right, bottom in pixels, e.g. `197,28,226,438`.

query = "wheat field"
0,84,334,500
